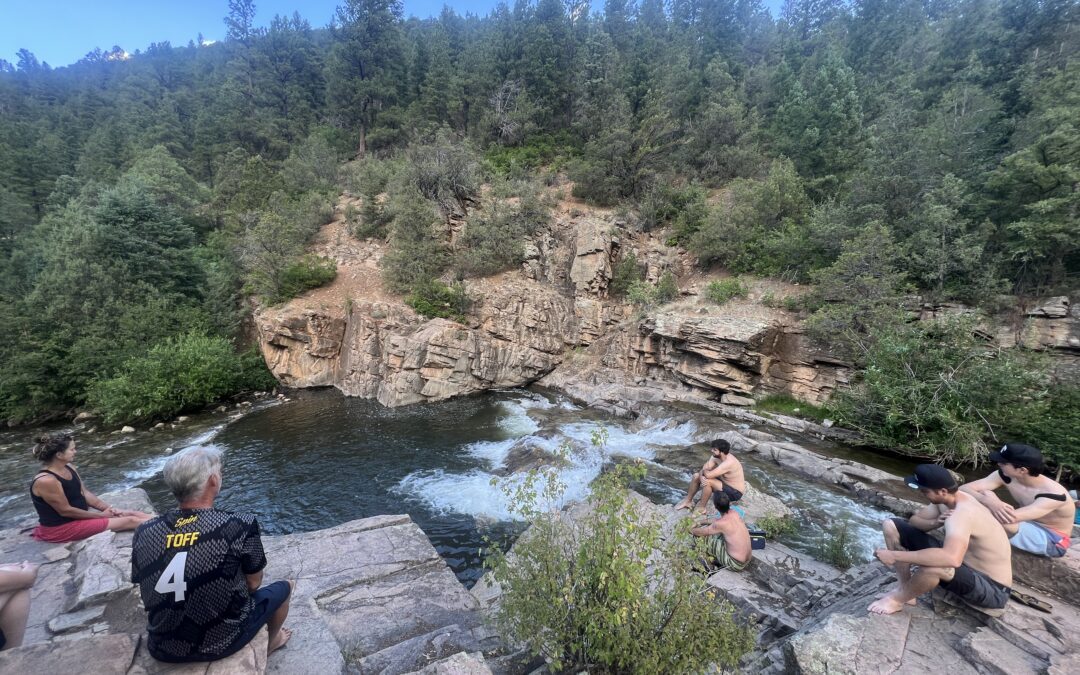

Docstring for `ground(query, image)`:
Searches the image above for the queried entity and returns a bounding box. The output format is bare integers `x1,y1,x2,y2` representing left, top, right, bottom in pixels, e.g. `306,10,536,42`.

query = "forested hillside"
0,1,1077,467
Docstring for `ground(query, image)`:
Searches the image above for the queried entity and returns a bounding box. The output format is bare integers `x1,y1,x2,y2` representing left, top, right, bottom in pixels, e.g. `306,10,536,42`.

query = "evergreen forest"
0,0,1077,470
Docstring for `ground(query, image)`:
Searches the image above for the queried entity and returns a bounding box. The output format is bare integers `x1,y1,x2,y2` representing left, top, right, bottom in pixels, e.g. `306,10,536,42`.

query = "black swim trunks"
889,518,1010,609
722,484,743,502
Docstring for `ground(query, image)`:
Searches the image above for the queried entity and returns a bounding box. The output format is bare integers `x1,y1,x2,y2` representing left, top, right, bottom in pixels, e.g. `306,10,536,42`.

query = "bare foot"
874,591,915,605
268,627,293,654
868,594,908,615
674,500,692,511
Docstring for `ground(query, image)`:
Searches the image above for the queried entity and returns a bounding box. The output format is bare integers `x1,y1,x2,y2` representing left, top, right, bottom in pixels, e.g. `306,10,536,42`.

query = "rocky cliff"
256,191,1079,411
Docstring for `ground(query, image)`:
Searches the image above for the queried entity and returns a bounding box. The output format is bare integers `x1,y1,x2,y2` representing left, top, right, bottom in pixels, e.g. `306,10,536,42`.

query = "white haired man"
131,447,294,663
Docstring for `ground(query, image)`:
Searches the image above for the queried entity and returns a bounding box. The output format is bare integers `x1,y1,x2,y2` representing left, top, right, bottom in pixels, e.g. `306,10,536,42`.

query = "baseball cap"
988,443,1043,469
904,464,958,491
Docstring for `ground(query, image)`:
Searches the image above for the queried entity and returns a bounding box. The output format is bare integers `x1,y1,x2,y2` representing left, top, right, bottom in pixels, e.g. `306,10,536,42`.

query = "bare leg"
696,479,722,513
107,515,146,532
869,566,952,615
675,472,702,510
0,588,31,650
881,519,914,589
266,580,294,655
1001,522,1019,537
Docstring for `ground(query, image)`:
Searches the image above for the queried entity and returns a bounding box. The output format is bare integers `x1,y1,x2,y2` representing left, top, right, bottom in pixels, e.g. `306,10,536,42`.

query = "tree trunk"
357,125,367,159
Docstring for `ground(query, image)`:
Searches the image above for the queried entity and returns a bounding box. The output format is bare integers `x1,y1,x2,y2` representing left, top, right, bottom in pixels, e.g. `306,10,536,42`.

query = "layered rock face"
256,193,1078,409
259,281,578,407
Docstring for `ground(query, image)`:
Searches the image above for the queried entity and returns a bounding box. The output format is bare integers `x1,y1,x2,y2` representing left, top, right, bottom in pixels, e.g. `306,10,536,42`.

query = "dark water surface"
1,388,902,584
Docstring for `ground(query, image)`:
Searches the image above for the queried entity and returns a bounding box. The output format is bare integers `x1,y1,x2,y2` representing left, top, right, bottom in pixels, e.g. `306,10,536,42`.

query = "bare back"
716,512,752,563
947,492,1013,588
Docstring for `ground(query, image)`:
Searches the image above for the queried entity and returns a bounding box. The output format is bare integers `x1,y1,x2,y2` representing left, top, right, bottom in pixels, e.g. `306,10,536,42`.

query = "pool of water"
0,389,896,584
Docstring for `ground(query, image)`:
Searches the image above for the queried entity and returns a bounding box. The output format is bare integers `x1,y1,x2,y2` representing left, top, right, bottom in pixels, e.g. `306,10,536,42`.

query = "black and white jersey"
131,508,267,661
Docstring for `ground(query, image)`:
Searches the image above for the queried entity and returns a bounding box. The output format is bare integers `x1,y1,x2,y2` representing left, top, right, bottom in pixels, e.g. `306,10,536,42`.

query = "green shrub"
626,280,657,307
757,514,797,539
818,521,859,570
1012,382,1080,477
832,318,1046,465
609,254,645,297
690,158,810,273
755,393,831,423
486,450,754,673
274,255,337,303
637,182,707,236
704,277,748,305
406,279,470,321
87,334,275,425
482,132,579,177
456,179,550,278
655,270,680,303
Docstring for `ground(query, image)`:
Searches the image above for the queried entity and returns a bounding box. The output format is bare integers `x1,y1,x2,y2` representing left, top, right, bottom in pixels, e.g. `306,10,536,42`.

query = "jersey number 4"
155,551,189,602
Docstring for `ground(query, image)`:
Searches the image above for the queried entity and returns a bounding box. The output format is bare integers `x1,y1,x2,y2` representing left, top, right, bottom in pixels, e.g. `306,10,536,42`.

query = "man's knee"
883,518,898,538
914,565,954,582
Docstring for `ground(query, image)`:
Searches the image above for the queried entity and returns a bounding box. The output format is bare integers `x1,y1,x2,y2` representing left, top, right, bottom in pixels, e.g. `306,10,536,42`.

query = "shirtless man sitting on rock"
675,438,746,514
691,491,752,572
960,443,1074,558
869,464,1012,616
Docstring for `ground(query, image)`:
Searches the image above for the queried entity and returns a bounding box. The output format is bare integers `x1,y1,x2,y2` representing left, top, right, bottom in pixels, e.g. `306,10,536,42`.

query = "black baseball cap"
904,464,958,491
989,443,1043,469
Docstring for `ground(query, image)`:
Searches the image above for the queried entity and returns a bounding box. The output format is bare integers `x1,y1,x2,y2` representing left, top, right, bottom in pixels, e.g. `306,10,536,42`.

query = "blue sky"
2,1,783,68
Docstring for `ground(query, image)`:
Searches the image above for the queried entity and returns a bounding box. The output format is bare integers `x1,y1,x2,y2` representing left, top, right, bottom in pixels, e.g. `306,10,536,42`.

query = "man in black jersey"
131,447,293,662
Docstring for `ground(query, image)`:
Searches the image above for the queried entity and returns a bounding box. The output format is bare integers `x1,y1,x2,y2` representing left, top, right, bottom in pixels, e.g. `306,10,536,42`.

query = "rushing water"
0,388,898,585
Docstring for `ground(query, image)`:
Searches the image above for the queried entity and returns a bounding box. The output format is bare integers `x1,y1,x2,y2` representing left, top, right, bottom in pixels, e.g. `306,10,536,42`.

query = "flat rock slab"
128,628,268,675
261,515,488,674
0,633,137,675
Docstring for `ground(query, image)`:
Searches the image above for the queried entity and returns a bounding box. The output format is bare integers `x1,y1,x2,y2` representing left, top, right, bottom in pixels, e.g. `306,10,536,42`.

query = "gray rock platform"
0,492,497,674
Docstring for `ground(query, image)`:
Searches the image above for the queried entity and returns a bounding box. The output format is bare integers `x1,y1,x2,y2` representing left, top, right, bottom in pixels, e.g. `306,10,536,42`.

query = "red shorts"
32,518,110,543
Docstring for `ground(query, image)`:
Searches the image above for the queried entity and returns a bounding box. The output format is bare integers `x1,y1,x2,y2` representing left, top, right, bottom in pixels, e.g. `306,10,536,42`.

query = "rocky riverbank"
2,421,1077,673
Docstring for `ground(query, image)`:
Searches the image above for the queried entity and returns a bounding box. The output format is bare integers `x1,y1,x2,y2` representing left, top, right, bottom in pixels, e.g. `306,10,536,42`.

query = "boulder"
403,651,492,675
1010,536,1080,599
721,393,755,406
48,605,106,635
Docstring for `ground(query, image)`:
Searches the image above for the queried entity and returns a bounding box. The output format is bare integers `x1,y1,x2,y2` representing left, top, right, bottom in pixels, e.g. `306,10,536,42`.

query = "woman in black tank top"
29,434,153,543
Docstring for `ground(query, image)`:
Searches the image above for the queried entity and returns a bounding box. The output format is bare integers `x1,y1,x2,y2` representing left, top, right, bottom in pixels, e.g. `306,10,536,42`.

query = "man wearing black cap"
869,464,1012,615
960,443,1074,558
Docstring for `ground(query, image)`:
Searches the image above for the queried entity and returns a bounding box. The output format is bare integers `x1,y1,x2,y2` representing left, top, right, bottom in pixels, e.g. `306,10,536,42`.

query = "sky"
1,0,783,69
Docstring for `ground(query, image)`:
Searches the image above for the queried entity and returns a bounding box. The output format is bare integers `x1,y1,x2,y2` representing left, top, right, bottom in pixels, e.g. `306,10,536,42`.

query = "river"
0,388,901,585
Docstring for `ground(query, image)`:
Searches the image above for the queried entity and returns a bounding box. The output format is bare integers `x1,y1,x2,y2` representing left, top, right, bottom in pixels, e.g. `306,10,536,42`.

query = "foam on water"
463,438,520,467
494,399,542,437
397,453,604,521
117,424,229,487
398,414,697,521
